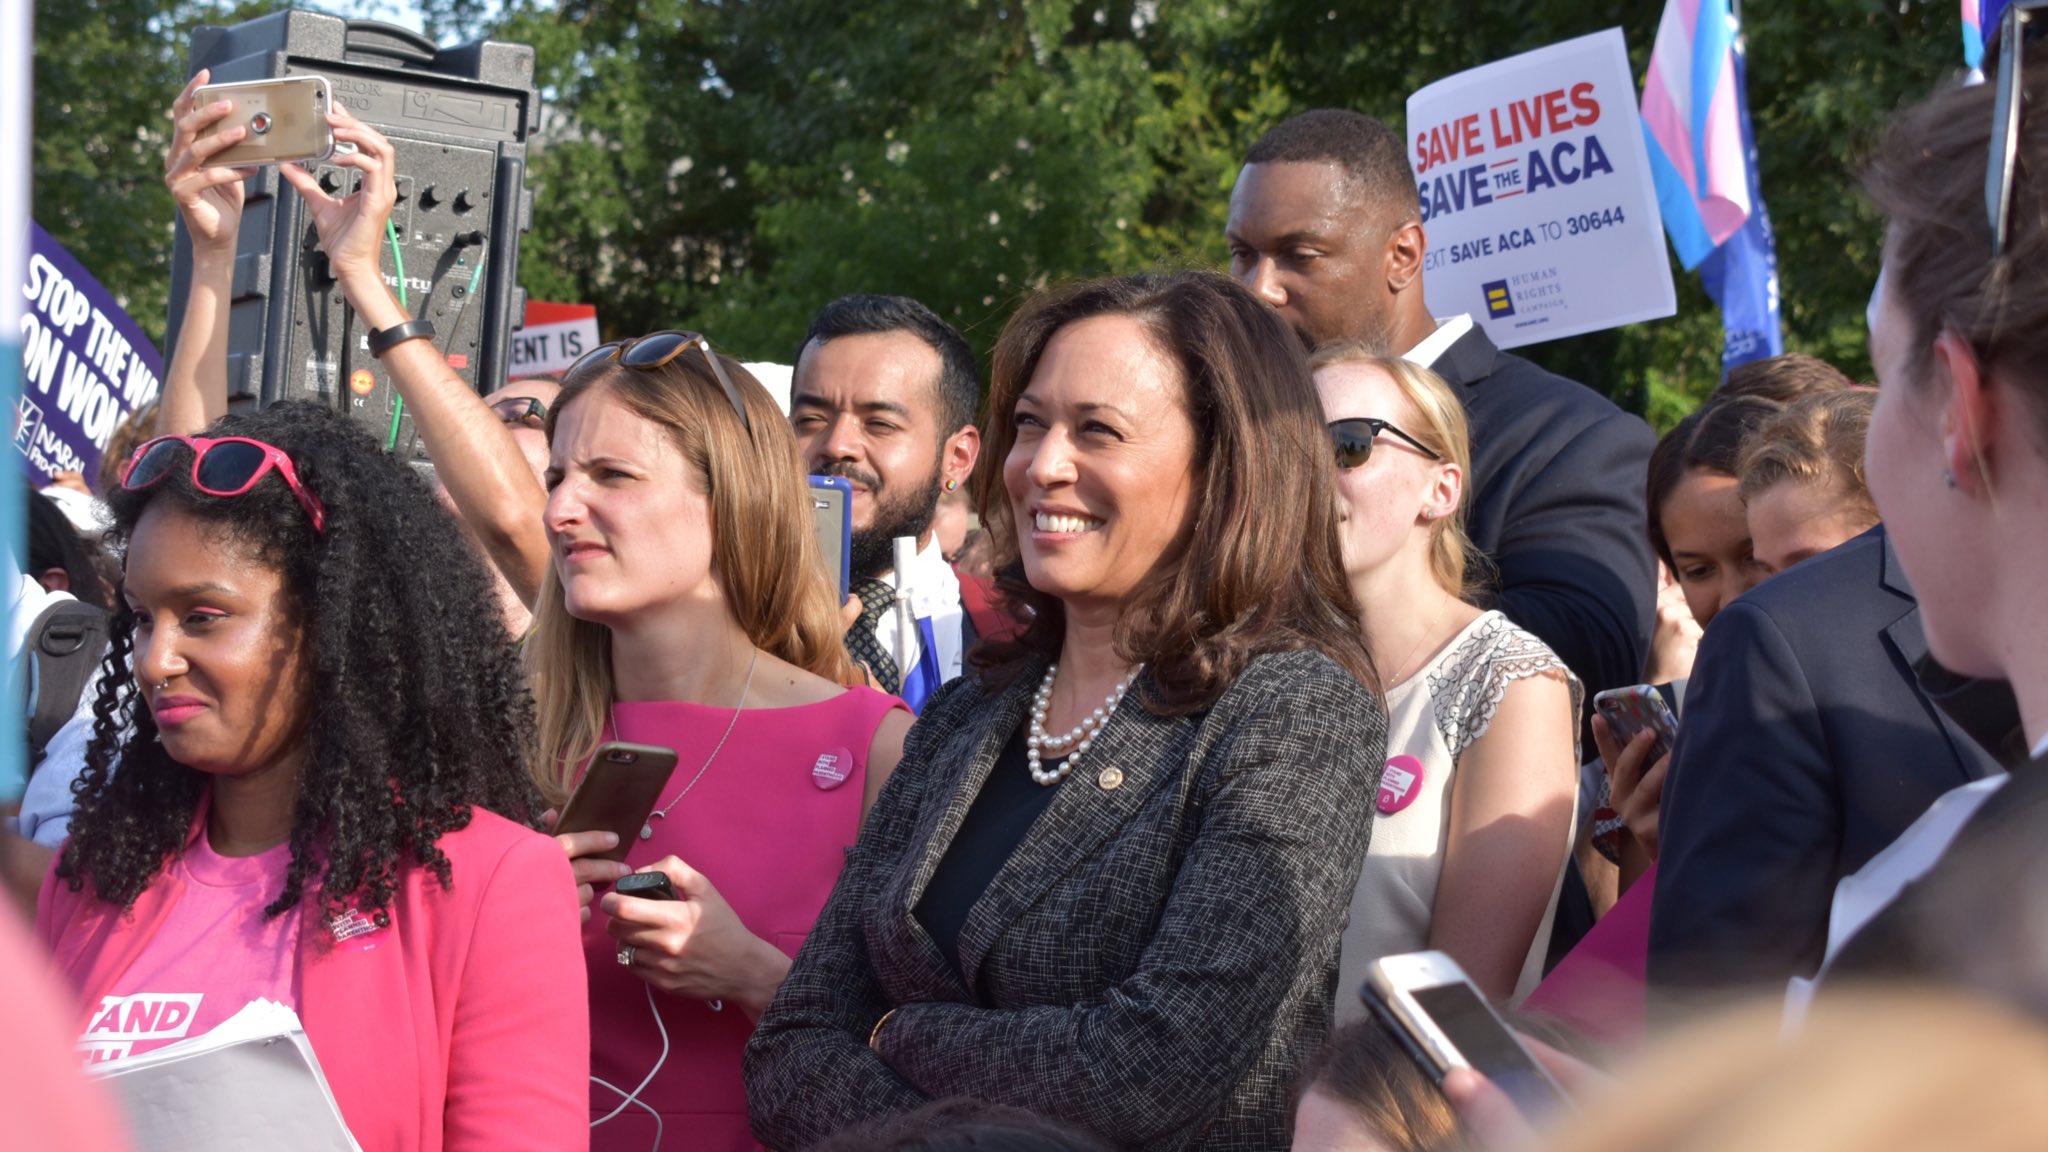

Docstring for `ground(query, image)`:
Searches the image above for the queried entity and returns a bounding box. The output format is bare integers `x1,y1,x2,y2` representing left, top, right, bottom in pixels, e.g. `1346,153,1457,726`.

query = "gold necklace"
1388,593,1453,687
617,648,760,840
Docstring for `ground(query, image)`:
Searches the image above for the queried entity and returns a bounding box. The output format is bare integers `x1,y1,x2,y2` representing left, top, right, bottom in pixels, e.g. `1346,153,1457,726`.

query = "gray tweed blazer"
745,648,1386,1151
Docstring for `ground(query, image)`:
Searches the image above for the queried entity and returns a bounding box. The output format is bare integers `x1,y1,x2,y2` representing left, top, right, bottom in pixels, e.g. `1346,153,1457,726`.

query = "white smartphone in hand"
1362,950,1571,1122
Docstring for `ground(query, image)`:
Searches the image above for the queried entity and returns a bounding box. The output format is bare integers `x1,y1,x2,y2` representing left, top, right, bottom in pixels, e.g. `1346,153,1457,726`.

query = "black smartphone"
554,742,680,863
614,872,679,901
1363,950,1571,1123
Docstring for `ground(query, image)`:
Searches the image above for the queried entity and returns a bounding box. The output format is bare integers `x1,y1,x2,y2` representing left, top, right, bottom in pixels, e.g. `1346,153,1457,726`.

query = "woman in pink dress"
534,332,912,1151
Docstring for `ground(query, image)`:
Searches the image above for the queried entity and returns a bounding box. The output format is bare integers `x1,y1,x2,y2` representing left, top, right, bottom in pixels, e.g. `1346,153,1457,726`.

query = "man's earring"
945,479,959,492
1944,468,1957,489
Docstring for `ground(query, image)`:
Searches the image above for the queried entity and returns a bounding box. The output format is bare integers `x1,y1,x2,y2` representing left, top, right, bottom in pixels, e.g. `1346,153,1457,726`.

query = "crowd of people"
4,19,2048,1151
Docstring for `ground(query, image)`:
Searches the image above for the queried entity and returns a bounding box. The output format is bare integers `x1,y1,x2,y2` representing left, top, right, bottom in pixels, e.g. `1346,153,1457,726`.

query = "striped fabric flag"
1966,0,1988,69
1642,0,1751,271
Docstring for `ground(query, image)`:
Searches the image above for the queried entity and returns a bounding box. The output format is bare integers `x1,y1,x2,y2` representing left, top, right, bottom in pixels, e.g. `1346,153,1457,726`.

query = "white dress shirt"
1402,314,1475,370
865,536,966,685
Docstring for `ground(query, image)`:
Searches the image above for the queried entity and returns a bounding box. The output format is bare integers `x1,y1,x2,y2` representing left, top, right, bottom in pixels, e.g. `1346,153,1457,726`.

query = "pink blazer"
38,802,590,1152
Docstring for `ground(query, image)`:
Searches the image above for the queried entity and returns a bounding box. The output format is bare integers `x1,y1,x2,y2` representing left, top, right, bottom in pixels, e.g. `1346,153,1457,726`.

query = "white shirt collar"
877,536,962,619
2033,729,2048,761
1402,314,1475,369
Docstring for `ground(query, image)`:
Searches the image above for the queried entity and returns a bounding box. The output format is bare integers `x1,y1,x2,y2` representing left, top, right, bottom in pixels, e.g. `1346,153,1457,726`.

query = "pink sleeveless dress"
585,685,905,1152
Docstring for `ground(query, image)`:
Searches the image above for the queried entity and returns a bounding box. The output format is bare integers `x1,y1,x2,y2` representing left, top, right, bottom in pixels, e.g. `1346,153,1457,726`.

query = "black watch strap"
367,318,436,358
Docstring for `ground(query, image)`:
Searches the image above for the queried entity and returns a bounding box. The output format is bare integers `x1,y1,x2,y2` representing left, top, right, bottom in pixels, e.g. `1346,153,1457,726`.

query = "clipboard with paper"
90,998,360,1152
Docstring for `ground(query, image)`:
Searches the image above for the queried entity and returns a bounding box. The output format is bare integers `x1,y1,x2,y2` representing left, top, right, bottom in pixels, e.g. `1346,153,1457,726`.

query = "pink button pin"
812,747,854,790
1377,755,1426,815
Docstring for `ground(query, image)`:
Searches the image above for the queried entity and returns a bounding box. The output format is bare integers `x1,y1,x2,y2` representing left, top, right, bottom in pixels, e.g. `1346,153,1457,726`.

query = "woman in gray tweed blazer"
746,271,1389,1151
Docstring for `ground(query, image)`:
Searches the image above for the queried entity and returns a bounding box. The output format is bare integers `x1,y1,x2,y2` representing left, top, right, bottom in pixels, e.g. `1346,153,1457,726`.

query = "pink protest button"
1377,755,1426,815
812,747,854,790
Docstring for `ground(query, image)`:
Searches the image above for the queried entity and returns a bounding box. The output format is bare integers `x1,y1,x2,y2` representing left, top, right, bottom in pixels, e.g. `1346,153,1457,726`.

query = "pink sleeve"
441,833,589,1152
0,904,135,1151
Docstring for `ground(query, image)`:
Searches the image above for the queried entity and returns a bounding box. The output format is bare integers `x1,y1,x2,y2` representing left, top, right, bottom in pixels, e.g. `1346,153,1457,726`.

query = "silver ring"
616,945,635,967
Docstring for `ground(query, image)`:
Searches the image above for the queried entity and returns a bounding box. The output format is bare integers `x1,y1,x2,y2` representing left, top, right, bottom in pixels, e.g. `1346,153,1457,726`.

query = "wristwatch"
367,318,436,358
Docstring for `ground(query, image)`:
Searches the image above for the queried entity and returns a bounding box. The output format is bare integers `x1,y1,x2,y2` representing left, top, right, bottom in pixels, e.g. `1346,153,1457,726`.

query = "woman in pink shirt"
534,331,911,1150
35,396,589,1150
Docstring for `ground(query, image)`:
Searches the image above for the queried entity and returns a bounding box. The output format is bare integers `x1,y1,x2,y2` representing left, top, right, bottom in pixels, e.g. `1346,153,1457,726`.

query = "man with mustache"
790,295,983,710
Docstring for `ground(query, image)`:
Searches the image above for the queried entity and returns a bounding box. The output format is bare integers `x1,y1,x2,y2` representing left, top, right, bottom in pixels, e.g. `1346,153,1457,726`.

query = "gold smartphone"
192,75,335,167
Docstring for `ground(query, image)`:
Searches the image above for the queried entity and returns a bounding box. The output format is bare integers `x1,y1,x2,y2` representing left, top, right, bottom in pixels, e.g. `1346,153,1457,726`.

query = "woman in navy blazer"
746,272,1387,1151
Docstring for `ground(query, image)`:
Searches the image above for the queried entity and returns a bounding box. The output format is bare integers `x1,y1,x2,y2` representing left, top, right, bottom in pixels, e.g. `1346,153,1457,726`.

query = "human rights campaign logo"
1482,280,1515,318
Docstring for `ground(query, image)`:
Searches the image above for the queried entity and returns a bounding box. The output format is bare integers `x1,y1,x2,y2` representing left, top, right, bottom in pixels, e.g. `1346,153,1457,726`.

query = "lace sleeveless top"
1336,610,1581,1019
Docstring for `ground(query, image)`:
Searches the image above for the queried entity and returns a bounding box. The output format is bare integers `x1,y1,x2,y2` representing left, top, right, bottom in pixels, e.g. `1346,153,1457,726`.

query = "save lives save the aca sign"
1407,29,1675,349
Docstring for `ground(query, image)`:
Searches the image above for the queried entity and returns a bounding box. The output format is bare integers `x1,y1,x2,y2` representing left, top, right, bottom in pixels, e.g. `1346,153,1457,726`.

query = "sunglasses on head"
1989,1,2048,258
562,330,751,432
490,395,549,428
1327,418,1443,470
122,435,328,533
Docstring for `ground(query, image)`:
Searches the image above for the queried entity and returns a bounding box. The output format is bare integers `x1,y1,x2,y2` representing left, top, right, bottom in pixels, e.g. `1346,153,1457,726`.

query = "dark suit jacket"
1430,325,1656,705
745,649,1386,1151
1649,525,2007,992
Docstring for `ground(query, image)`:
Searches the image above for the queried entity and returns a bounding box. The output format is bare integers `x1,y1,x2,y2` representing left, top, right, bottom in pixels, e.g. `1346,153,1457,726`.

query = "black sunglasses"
1328,418,1443,470
1990,1,2048,258
489,395,549,428
562,330,751,432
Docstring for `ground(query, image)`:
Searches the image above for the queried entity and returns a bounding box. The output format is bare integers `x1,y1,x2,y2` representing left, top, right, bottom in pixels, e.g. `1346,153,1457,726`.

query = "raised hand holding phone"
277,103,398,292
165,70,249,254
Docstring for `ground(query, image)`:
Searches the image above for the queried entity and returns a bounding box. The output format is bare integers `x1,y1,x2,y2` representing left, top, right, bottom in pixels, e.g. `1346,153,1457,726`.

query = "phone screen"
1410,982,1566,1117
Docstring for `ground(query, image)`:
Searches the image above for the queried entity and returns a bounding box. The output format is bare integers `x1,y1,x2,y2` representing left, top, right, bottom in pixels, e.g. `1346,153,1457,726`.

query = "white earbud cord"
589,980,667,1152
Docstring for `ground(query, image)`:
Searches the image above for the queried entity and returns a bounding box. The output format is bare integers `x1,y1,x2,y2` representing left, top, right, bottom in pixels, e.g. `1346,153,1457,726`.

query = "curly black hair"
58,402,542,924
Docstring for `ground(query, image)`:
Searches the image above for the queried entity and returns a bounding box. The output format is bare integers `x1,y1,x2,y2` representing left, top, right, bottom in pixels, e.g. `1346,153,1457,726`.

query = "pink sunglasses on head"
122,435,328,533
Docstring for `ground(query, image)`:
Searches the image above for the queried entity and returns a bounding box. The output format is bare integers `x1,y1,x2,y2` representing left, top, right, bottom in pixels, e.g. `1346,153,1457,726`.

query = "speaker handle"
342,20,437,67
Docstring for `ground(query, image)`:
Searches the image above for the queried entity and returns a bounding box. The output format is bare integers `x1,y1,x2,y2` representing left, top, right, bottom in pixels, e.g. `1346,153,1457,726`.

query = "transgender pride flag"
1641,0,1751,270
1966,1,2011,70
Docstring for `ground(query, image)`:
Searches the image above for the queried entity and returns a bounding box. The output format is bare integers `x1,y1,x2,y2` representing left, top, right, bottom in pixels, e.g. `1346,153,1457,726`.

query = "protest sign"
509,301,600,379
1407,28,1676,349
16,223,163,484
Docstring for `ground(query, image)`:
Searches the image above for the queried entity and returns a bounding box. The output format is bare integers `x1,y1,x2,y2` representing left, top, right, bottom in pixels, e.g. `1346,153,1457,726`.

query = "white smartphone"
1362,950,1571,1121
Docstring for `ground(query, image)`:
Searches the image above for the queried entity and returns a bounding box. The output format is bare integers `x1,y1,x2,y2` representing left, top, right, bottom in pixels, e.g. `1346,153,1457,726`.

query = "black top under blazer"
744,649,1387,1151
1649,525,2009,993
1430,324,1657,708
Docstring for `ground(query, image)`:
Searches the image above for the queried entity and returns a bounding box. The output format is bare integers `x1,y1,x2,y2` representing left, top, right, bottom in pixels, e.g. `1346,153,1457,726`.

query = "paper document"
90,998,360,1152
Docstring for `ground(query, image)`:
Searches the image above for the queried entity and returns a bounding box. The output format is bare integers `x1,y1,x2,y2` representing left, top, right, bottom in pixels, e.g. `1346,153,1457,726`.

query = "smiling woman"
746,271,1389,1152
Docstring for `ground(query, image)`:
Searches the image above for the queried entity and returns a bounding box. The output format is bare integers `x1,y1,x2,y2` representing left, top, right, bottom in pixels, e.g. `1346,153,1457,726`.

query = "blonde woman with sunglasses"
1312,348,1581,1007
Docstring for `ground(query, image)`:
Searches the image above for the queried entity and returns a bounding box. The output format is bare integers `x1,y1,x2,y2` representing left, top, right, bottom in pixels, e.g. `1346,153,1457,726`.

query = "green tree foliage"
43,0,1967,424
31,0,285,344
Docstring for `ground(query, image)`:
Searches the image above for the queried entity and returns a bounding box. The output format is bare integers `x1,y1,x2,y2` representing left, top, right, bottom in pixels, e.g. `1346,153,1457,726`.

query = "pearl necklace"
1026,662,1142,786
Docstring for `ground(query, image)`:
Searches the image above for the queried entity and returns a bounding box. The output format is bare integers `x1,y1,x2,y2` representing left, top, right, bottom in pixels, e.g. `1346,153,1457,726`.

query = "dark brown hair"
971,270,1377,712
1298,1019,1460,1152
1714,353,1855,405
1864,67,2048,443
1646,396,1783,572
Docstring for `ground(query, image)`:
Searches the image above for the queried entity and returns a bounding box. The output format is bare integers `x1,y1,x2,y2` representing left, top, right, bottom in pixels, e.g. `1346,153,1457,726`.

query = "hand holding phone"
167,70,254,252
1363,951,1571,1125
